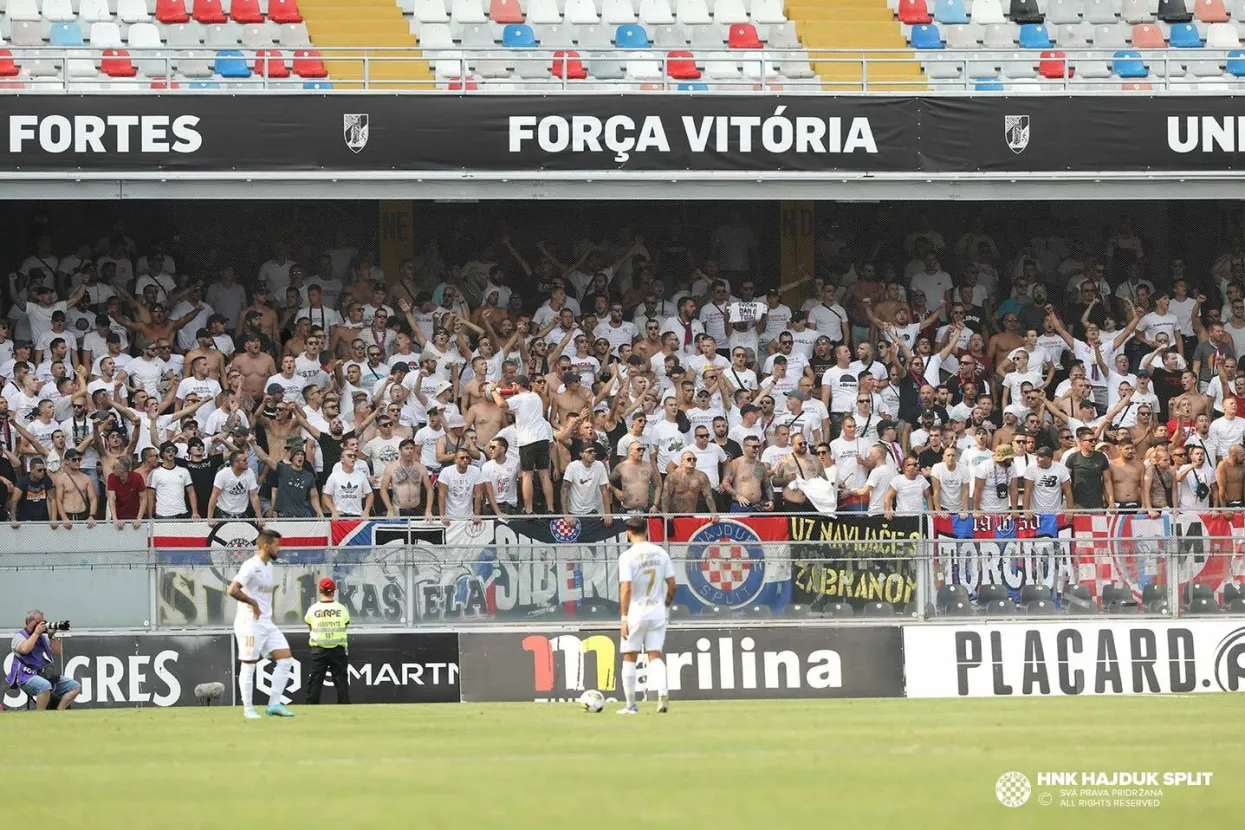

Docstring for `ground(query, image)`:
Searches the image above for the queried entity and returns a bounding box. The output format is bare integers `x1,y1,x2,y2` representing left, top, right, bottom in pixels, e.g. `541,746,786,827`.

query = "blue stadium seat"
677,81,709,90
49,22,85,46
1169,22,1204,46
933,0,969,24
502,23,537,47
190,81,222,88
1112,49,1148,76
1018,23,1052,47
303,80,334,88
1227,49,1245,75
214,50,252,78
974,80,1004,89
615,24,651,47
910,23,944,48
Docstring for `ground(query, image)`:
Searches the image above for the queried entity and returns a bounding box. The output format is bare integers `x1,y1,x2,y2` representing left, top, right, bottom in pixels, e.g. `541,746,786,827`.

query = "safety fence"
3,511,1245,628
7,617,1243,710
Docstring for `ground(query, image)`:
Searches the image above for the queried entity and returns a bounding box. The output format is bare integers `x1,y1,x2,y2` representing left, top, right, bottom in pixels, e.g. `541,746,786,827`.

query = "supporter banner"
931,514,1077,600
1073,512,1245,601
904,620,1245,698
459,626,905,702
252,632,460,706
650,517,791,612
1,634,231,709
787,514,921,612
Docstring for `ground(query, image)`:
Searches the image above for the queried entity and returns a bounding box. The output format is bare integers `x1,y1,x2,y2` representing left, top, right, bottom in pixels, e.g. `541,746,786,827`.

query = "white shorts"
622,611,667,654
234,618,290,662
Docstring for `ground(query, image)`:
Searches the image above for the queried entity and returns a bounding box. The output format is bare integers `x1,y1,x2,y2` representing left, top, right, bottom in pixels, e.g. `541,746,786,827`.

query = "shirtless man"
235,286,280,346
609,440,660,513
553,371,592,429
461,357,490,414
379,438,434,518
1216,444,1245,509
97,423,140,485
117,300,203,348
770,434,826,492
258,397,302,454
721,436,774,512
660,450,718,519
1106,440,1146,512
1169,369,1214,421
230,334,278,400
183,329,227,380
464,386,506,447
56,449,98,525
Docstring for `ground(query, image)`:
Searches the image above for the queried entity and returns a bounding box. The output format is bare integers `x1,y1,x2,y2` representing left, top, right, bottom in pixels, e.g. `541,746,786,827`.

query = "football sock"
622,661,637,707
240,663,256,709
270,658,294,706
648,658,668,696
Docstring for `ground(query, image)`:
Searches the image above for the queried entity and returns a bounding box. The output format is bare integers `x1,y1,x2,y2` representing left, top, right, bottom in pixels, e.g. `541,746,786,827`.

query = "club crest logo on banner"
685,520,768,608
1004,114,1030,154
550,517,582,543
343,113,369,153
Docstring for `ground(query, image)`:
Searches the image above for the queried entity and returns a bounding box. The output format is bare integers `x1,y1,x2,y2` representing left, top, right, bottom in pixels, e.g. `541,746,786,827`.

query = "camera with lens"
45,620,70,633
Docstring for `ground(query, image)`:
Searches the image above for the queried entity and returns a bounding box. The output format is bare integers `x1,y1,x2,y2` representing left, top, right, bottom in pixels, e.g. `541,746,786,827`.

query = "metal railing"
0,45,1237,93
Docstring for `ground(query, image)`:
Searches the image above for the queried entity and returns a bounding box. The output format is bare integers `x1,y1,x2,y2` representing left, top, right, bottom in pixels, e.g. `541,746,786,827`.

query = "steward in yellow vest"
304,578,351,704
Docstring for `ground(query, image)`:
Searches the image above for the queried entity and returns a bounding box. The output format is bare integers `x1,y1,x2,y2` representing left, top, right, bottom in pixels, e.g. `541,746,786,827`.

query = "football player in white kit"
617,516,677,715
227,529,297,719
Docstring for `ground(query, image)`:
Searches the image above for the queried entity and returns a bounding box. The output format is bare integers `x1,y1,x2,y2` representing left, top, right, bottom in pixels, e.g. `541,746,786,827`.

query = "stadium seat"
1063,584,1097,614
49,22,85,46
676,0,712,24
278,22,310,47
1131,23,1165,47
231,0,264,23
742,51,777,78
1019,585,1051,605
150,79,180,88
676,80,707,89
983,22,1018,46
78,0,112,22
667,48,700,76
933,0,969,23
908,22,941,46
1224,582,1244,604
66,49,98,77
565,0,598,23
690,23,727,47
535,23,575,47
752,0,786,23
862,601,894,617
527,0,562,24
822,602,854,618
972,0,1007,23
1025,600,1058,615
242,24,274,47
1208,22,1241,46
156,0,190,24
165,23,203,49
189,80,222,87
944,24,975,46
101,48,137,76
0,51,19,77
1159,0,1194,21
780,52,815,76
10,21,43,46
42,0,75,22
268,0,302,23
942,600,973,617
1184,581,1214,603
1140,582,1165,606
205,23,240,48
1187,596,1220,615
728,22,761,46
1113,49,1147,75
1170,21,1204,45
975,584,1008,605
1010,0,1044,22
781,602,811,618
551,48,587,77
489,0,524,22
626,50,663,77
899,0,933,24
130,24,168,75
502,22,536,45
589,56,625,78
1082,0,1117,23
1043,0,1080,23
714,0,749,23
651,24,684,47
1117,0,1151,21
1107,599,1142,614
616,23,650,45
6,0,41,21
90,22,124,48
292,47,325,76
1093,23,1128,47
117,0,151,22
984,599,1016,616
1038,49,1071,75
194,0,227,23
705,50,741,76
253,48,289,77
175,50,214,76
602,0,637,23
639,0,675,25
1228,597,1245,613
1018,22,1052,46
214,49,251,76
935,584,970,611
1196,0,1230,19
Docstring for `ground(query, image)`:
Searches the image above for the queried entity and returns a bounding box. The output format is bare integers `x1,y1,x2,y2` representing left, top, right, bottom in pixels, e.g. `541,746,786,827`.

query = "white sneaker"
617,705,639,715
243,707,261,720
656,695,668,713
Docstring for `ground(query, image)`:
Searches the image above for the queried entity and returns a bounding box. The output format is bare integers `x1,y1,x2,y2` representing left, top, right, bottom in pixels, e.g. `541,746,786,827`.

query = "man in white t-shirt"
1023,446,1072,514
146,442,197,519
494,377,555,514
227,529,296,719
438,448,482,521
266,355,309,404
562,444,612,518
480,434,521,513
207,450,261,519
322,449,374,517
616,516,676,715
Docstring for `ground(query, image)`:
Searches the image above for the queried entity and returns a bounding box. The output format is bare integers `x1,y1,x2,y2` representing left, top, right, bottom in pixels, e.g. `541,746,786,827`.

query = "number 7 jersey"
618,541,675,616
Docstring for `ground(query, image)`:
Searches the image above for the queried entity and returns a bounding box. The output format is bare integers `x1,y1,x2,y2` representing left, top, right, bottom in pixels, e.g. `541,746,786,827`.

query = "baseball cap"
266,383,284,396
352,390,369,400
318,577,336,593
195,327,212,339
788,390,808,402
562,371,579,385
445,413,467,429
877,419,898,434
920,408,937,420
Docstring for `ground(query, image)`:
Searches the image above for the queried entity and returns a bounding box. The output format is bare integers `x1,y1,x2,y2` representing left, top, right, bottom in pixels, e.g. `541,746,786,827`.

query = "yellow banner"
378,200,414,284
779,201,814,307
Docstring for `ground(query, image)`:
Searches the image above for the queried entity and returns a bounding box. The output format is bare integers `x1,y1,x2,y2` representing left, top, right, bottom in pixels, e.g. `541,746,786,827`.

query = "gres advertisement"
458,627,905,702
903,620,1245,698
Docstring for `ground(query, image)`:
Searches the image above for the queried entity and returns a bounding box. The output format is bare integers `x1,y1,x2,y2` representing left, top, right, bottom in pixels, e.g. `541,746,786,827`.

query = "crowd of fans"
2,208,1245,526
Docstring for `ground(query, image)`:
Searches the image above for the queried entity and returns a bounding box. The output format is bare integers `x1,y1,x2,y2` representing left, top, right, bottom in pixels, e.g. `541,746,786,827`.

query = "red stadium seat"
898,0,933,23
101,48,137,76
0,50,19,76
551,50,587,78
1121,81,1152,89
489,0,525,23
1038,49,1071,77
150,79,181,88
231,0,265,23
193,0,227,23
1195,0,1229,21
666,50,701,78
156,0,189,22
728,23,762,47
254,49,290,77
268,0,303,22
1130,24,1165,47
447,77,479,89
293,48,327,77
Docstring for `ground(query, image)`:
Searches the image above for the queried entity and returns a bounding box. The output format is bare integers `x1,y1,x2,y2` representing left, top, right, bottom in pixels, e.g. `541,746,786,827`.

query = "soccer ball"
579,690,605,713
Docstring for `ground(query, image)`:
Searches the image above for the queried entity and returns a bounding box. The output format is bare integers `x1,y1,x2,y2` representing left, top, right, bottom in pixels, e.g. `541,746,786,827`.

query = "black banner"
788,514,921,613
0,94,1240,174
459,626,904,702
1,633,232,709
253,632,460,706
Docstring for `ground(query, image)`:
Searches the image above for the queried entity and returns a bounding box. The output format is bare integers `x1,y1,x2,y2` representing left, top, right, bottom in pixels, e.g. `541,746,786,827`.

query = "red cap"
318,578,336,593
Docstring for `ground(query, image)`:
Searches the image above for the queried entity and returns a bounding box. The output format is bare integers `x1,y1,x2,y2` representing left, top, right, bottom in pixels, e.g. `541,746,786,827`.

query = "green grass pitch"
10,696,1239,829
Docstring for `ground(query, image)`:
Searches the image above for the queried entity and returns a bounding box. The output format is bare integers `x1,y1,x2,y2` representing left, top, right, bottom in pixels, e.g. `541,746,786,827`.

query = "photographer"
5,610,79,710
